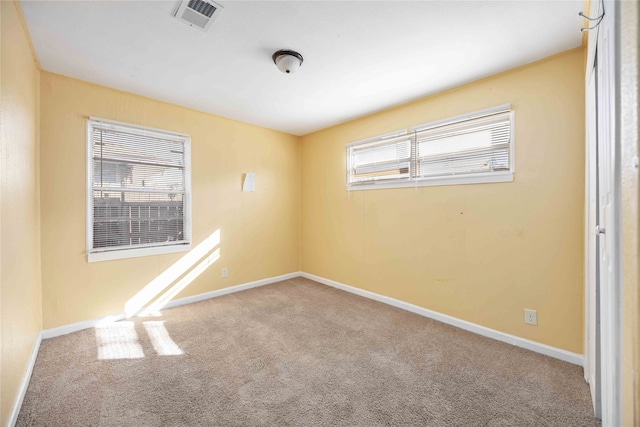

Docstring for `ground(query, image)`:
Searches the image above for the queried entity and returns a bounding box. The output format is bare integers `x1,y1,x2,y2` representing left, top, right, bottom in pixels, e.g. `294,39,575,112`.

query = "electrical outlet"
524,309,537,326
222,268,229,278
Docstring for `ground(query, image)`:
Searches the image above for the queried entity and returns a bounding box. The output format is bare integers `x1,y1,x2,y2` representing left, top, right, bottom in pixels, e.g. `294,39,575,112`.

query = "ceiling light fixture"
272,50,304,74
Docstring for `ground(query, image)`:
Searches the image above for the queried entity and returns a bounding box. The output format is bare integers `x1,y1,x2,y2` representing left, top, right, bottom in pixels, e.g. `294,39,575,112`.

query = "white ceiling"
22,1,583,136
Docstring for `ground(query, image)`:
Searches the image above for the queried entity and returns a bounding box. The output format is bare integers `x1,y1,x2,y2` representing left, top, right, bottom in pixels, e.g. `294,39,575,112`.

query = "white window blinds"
347,134,412,184
87,119,191,261
415,110,511,178
347,107,514,189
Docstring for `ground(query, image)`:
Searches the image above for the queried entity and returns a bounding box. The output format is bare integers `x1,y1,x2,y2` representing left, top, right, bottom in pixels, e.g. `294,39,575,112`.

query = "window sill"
347,171,514,191
88,243,191,263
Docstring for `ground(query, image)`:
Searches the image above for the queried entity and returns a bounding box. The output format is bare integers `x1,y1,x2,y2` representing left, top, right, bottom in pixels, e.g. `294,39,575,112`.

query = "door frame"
583,0,623,425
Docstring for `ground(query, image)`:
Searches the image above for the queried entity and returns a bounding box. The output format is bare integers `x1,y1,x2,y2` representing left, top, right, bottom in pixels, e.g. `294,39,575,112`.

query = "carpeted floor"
17,277,599,426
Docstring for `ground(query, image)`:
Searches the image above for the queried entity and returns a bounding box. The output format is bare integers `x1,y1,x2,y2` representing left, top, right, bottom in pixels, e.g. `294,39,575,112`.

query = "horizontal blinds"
348,134,412,184
89,121,189,253
414,110,511,178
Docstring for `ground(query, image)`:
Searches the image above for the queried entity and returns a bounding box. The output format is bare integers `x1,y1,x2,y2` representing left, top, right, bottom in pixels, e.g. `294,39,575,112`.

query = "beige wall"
301,48,586,354
39,72,300,329
0,1,43,425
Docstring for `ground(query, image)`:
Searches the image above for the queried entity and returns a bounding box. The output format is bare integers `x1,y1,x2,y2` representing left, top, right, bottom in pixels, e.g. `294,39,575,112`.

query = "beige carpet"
17,277,598,426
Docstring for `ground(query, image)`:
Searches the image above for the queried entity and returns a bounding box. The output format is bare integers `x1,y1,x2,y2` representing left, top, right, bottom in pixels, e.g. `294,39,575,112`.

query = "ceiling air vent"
174,0,223,32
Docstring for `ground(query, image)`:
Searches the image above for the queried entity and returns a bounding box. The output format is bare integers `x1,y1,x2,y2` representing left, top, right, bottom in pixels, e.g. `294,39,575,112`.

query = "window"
347,106,514,190
347,131,412,184
87,118,191,262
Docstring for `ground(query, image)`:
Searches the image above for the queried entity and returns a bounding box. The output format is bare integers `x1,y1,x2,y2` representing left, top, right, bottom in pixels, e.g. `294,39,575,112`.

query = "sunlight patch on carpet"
95,321,144,360
143,321,184,356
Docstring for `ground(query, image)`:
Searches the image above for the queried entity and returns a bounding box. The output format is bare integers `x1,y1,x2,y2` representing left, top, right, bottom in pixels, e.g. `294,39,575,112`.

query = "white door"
585,63,601,418
584,1,622,424
595,2,621,424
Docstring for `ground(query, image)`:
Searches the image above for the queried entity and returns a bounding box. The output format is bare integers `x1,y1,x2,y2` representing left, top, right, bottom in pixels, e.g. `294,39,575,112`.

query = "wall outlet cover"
524,309,537,326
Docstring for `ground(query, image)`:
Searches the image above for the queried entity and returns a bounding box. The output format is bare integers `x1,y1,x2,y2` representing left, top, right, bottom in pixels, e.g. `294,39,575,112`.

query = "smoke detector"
174,0,223,32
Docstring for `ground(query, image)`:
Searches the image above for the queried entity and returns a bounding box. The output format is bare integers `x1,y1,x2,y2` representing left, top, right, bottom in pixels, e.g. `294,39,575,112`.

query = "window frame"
346,104,515,191
86,117,192,263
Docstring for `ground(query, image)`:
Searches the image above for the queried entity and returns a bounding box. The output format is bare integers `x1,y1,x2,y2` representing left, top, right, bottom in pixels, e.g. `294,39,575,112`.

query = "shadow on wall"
94,229,221,360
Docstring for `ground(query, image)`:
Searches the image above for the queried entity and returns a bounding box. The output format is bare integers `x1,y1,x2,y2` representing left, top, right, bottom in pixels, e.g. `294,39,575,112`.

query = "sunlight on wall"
95,321,144,360
141,248,221,316
143,321,184,356
94,229,223,360
125,229,221,317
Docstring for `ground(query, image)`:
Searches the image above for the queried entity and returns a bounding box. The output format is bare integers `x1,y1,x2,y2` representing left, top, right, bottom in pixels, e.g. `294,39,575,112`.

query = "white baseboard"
300,272,584,366
41,272,301,339
8,333,42,427
40,269,583,367
163,271,301,310
41,313,127,339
